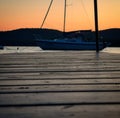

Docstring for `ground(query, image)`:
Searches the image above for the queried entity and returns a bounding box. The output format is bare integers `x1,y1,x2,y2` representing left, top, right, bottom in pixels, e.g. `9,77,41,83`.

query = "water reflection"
102,47,120,54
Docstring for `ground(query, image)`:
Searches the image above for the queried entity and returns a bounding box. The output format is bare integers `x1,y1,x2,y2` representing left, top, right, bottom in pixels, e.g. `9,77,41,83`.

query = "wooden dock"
0,51,120,118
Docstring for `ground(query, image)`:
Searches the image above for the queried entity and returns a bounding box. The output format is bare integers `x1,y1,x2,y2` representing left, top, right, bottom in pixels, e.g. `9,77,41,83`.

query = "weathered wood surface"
0,51,120,118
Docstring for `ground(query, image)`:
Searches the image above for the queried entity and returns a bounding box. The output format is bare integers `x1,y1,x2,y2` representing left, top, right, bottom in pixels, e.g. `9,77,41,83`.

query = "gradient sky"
0,0,120,31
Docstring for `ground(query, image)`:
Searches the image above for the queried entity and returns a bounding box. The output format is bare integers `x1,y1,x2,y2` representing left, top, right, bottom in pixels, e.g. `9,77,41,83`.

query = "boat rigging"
40,0,54,28
40,0,67,34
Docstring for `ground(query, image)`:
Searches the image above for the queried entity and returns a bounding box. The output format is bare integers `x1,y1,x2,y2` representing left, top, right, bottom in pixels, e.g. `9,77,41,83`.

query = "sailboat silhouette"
35,0,110,50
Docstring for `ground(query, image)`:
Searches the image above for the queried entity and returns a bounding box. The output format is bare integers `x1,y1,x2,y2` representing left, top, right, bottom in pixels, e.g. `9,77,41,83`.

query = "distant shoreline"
0,28,120,47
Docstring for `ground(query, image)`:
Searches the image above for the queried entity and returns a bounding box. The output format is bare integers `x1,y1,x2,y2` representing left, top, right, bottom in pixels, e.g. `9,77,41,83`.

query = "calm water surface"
0,47,120,54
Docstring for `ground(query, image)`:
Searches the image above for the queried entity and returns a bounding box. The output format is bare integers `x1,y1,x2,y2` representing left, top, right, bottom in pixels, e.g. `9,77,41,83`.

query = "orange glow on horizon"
0,0,120,31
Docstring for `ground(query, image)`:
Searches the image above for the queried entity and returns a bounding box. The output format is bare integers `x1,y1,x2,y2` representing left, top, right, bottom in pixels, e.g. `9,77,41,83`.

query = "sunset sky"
0,0,120,31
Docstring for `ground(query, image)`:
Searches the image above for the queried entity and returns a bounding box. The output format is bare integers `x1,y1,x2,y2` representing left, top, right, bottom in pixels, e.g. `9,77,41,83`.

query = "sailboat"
35,0,110,51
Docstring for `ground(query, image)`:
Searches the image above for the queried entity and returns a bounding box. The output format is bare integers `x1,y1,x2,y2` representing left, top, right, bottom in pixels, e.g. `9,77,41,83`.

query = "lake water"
102,47,120,54
0,46,42,54
0,46,120,54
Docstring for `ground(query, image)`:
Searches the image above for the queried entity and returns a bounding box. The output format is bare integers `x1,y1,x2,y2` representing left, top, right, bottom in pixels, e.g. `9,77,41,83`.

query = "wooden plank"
0,71,120,80
0,63,119,68
0,62,119,67
0,63,119,69
0,79,120,86
0,60,119,65
0,55,120,60
0,67,120,73
0,54,120,64
0,105,120,118
0,92,120,106
0,85,120,93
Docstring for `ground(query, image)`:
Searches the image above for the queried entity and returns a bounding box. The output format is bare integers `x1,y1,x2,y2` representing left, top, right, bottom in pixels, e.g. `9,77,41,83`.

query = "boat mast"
94,0,99,52
40,0,53,28
63,0,67,36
